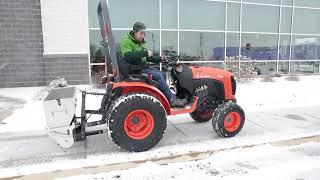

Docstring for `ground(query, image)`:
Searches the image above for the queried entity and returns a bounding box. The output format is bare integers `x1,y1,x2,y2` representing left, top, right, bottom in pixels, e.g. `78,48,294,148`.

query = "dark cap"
133,22,146,33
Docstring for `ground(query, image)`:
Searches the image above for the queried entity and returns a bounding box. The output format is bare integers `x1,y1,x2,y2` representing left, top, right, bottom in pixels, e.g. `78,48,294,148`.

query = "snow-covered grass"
61,141,320,180
237,75,320,112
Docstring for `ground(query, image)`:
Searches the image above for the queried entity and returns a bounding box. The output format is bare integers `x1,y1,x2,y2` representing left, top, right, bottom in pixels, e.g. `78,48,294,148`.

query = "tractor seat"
116,49,160,89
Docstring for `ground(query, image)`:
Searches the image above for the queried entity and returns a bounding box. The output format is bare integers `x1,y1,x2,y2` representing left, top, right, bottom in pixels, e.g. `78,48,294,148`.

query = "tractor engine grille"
231,76,236,95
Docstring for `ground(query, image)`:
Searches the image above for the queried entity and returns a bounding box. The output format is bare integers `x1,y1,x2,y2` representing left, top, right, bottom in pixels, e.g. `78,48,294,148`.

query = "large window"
293,8,320,34
162,31,178,53
241,34,278,60
179,0,225,30
227,3,240,31
242,4,279,33
226,33,240,57
161,0,178,29
296,0,320,8
180,32,224,61
280,7,292,33
109,0,159,28
292,36,320,60
243,0,280,5
279,35,291,60
88,0,320,81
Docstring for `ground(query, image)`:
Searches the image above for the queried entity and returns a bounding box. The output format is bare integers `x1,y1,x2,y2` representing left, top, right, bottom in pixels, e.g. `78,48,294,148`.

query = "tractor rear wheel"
105,93,167,152
212,102,245,137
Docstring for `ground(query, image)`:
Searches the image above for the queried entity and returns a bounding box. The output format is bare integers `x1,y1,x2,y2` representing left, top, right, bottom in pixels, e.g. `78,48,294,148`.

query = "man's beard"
136,38,144,43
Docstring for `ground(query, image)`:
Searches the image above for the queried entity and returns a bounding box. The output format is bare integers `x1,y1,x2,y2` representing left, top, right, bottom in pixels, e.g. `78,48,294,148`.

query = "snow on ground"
1,75,320,134
0,76,320,178
237,75,320,111
61,141,320,180
0,87,43,101
0,85,94,134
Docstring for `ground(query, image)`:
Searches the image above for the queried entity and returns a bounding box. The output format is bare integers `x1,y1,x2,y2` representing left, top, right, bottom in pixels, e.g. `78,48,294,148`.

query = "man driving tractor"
120,22,187,108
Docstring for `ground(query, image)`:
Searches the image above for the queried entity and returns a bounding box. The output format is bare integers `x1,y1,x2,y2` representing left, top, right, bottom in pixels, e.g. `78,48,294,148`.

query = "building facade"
0,0,90,88
1,0,320,88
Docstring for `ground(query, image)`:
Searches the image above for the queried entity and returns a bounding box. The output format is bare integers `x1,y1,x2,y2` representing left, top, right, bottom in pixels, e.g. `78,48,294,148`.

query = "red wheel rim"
124,110,154,140
224,111,241,132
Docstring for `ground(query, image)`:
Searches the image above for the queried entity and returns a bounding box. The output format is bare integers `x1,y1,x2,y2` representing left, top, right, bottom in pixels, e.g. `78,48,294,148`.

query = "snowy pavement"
0,76,320,179
61,140,320,180
0,95,25,123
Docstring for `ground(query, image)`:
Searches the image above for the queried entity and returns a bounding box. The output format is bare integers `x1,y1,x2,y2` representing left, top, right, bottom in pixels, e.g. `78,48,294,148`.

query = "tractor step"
170,97,199,116
171,103,192,111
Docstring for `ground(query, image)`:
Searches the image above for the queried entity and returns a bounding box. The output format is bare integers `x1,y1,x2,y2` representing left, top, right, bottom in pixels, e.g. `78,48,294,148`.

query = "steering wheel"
163,55,180,67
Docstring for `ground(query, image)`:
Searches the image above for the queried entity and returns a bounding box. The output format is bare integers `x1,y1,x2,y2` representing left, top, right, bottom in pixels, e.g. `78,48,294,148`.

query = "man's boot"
170,98,187,108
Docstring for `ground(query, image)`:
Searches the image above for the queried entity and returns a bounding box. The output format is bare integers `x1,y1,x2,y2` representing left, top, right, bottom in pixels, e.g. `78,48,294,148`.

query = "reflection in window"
242,4,279,33
145,31,160,55
254,62,277,75
226,33,240,59
91,65,106,87
89,30,127,63
280,7,292,33
243,0,280,5
283,0,293,6
89,30,104,63
227,3,240,31
296,0,320,8
293,8,320,34
278,61,289,74
109,0,159,28
162,31,178,55
279,36,291,60
161,0,178,29
88,0,100,28
241,34,278,60
291,61,320,74
292,36,320,60
180,32,224,61
180,0,225,30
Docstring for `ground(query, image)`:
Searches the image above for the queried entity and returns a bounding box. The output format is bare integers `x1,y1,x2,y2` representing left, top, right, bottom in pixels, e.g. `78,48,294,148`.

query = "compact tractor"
43,0,245,152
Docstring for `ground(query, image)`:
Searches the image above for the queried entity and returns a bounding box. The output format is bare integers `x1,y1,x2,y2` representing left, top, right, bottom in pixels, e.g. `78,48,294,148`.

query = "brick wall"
0,0,90,88
0,0,45,87
43,54,90,85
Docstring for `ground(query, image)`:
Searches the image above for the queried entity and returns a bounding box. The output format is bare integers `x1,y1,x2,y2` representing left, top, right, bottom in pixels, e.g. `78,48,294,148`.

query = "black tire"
105,93,167,152
212,102,245,137
190,102,216,123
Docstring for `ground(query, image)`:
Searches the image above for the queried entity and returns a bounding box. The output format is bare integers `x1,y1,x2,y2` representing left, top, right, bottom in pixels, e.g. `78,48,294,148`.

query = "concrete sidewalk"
1,105,320,176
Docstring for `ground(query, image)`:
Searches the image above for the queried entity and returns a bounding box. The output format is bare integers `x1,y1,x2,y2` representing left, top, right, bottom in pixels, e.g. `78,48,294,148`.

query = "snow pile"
49,77,68,88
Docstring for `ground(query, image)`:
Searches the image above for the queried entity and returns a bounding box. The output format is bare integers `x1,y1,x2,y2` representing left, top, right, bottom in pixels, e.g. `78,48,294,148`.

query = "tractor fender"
112,82,171,114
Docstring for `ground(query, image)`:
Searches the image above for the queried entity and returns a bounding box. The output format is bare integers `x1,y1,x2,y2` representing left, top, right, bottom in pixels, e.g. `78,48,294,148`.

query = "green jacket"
120,32,161,65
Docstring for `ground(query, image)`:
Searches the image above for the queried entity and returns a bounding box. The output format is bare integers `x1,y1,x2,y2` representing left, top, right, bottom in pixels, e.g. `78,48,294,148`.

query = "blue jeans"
142,67,175,101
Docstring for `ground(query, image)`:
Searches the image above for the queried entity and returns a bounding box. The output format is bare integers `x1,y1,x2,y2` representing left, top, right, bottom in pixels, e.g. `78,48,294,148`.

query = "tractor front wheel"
106,93,167,152
212,102,245,137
